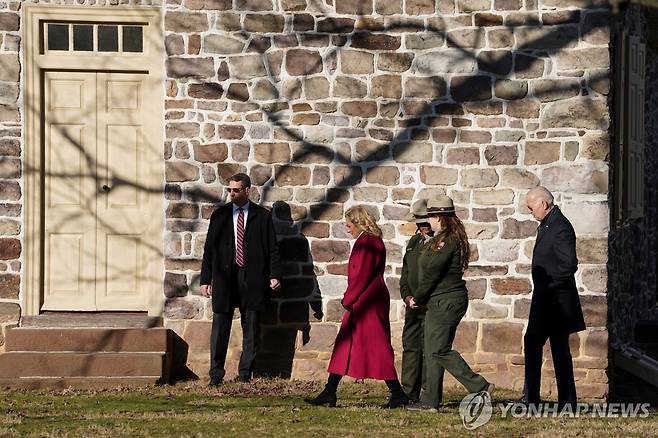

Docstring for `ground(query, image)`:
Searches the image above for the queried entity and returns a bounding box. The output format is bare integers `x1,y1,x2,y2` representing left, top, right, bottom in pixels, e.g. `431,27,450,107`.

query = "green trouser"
401,306,425,401
420,294,488,408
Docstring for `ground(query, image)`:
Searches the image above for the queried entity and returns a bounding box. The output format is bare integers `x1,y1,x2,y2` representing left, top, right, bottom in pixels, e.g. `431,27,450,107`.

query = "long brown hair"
428,214,470,271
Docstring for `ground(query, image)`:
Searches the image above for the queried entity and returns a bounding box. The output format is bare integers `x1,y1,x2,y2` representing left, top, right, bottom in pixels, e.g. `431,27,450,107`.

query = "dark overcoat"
528,206,586,336
200,201,282,313
327,233,398,380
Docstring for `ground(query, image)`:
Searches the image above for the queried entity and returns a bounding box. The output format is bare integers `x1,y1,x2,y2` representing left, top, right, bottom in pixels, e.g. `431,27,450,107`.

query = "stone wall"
0,0,611,398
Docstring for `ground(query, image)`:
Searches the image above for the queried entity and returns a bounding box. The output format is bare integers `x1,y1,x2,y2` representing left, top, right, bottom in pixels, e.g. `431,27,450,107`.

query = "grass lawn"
0,379,656,437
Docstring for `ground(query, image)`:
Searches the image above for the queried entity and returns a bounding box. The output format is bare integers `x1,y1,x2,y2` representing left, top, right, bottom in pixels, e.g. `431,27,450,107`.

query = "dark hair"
429,214,471,271
230,173,251,188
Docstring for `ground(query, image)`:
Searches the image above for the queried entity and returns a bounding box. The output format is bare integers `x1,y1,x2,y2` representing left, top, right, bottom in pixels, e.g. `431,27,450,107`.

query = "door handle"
102,184,111,192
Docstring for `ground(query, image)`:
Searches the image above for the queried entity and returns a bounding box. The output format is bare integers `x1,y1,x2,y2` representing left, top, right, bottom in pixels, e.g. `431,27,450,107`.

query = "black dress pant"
209,268,260,380
524,331,577,405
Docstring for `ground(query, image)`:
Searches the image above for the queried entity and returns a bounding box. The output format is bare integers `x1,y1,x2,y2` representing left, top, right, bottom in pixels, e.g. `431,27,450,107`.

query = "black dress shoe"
235,375,251,383
406,401,438,412
381,392,410,409
304,389,337,407
208,377,223,387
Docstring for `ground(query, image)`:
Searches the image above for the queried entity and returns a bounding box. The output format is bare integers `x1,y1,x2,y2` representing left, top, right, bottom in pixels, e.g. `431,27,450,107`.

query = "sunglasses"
226,188,244,193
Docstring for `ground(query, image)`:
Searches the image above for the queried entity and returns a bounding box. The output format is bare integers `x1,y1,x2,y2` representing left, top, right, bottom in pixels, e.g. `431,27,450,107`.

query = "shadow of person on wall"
168,330,199,383
253,201,323,378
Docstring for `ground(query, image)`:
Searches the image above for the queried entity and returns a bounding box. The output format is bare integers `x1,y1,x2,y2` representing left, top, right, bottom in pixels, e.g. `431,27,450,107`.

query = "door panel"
43,72,97,311
95,73,152,310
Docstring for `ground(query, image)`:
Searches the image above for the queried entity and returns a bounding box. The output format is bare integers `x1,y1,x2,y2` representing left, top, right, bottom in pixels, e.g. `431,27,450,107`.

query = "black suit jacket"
527,206,586,336
200,201,282,313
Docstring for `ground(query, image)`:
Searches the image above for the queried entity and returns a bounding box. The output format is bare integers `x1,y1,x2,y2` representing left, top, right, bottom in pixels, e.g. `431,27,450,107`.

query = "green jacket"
400,233,425,300
412,236,467,305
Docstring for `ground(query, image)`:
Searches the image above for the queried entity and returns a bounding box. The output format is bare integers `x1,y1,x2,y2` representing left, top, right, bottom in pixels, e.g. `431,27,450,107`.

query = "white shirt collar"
233,202,249,213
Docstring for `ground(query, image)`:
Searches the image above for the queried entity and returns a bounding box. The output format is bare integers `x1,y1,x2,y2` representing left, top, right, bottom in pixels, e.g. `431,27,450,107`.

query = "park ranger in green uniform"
400,199,433,402
407,194,494,412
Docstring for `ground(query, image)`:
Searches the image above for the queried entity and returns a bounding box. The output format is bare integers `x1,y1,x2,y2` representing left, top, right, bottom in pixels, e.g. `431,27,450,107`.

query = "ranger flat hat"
426,194,455,214
405,198,430,223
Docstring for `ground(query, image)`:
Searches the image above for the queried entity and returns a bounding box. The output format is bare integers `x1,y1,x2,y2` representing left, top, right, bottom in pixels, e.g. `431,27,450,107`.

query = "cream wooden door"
43,71,161,311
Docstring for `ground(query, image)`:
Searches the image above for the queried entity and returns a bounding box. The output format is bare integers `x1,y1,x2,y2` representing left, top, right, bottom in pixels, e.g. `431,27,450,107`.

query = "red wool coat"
327,232,398,380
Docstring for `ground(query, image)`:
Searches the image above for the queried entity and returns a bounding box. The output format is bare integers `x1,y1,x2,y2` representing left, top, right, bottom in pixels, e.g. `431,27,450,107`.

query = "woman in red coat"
305,206,408,408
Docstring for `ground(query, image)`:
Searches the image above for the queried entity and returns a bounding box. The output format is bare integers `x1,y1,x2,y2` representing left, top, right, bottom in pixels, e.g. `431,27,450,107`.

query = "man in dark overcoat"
524,186,585,407
200,173,282,386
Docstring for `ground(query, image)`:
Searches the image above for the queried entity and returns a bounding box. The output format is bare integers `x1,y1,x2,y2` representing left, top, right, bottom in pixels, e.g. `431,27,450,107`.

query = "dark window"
73,24,93,51
47,24,69,51
122,26,143,52
98,25,118,52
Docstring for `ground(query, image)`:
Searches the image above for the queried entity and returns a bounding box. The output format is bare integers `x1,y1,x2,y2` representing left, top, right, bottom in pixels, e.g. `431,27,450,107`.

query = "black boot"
304,387,337,407
382,379,410,409
304,373,340,407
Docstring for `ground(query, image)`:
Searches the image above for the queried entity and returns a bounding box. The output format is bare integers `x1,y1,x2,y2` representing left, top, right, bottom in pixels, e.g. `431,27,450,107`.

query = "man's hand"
200,284,212,298
404,296,419,309
270,278,281,291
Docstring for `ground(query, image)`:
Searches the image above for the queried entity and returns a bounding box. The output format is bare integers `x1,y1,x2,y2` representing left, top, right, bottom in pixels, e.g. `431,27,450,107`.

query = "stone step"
5,328,169,352
0,376,162,390
0,352,167,378
21,312,162,328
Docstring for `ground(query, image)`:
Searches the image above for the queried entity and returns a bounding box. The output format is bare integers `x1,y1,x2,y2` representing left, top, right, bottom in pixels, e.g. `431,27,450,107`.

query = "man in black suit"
200,173,282,386
524,186,585,407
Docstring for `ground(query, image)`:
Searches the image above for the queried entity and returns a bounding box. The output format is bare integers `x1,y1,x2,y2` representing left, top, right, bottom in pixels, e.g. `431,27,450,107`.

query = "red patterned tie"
236,207,245,268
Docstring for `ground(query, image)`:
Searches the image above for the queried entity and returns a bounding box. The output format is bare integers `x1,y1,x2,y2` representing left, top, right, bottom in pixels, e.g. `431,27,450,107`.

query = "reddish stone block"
183,321,212,351
286,49,323,76
351,33,401,50
514,298,530,319
301,222,330,238
165,259,202,271
0,238,20,260
583,329,607,358
484,145,518,165
501,218,537,239
218,125,246,140
481,322,524,354
491,277,532,295
310,203,344,221
0,273,19,299
342,101,378,117
454,321,478,353
466,278,486,299
0,302,21,324
188,83,223,99
311,240,350,263
301,324,338,352
580,295,607,327
164,272,189,298
325,299,345,322
244,14,284,33
336,0,373,14
465,265,509,277
317,17,355,33
166,202,200,219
